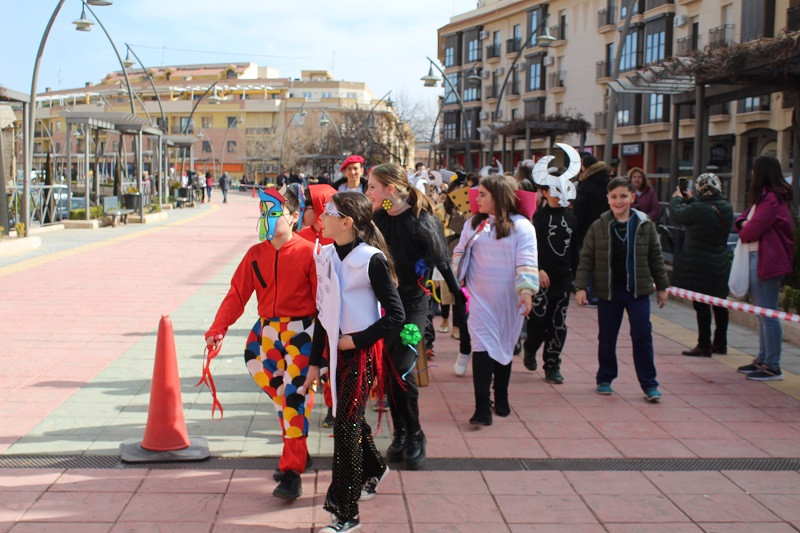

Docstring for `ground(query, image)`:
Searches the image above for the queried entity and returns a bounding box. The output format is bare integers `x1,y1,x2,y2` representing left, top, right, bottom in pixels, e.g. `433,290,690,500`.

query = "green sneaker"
596,383,613,395
544,367,564,384
644,388,662,402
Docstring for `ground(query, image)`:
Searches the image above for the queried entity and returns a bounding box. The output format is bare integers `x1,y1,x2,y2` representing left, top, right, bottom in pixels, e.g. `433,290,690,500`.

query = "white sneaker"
454,353,471,376
320,514,360,533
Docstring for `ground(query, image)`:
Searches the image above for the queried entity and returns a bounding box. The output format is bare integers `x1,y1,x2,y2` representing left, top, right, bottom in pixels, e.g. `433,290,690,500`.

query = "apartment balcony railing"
708,24,735,50
676,35,701,56
645,0,673,11
548,71,565,88
509,79,520,96
597,7,616,28
486,44,501,59
788,5,800,32
550,23,567,41
594,111,607,129
506,38,521,54
596,60,610,79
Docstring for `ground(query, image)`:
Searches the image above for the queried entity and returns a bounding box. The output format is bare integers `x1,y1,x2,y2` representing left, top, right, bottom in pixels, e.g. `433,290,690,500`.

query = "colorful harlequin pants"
244,316,315,474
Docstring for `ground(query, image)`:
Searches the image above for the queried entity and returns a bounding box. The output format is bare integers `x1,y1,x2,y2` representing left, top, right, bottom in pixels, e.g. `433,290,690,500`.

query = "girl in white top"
453,174,539,426
304,192,405,533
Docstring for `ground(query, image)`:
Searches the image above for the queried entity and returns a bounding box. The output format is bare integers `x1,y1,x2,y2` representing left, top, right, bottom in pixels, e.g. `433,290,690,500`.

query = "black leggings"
384,296,427,433
472,350,512,405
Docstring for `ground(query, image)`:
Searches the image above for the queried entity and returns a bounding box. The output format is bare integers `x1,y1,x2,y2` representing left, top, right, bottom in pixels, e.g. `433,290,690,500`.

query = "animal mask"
532,143,581,208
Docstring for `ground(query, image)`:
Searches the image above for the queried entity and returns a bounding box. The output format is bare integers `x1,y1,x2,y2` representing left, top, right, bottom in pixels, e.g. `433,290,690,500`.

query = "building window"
616,93,641,126
226,69,237,79
741,0,775,42
466,33,480,62
740,95,770,112
493,30,501,51
647,94,665,122
227,116,239,128
644,18,668,64
321,92,332,98
56,142,61,153
346,92,357,99
524,98,545,116
443,112,459,140
511,108,520,120
445,46,455,66
202,141,212,153
293,113,305,126
620,28,641,72
444,34,460,67
445,73,460,104
621,0,642,19
528,7,546,45
464,82,480,102
180,117,193,133
527,56,545,91
227,140,237,153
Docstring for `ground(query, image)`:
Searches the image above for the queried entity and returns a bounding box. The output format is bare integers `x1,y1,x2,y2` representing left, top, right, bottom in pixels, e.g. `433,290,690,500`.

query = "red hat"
339,155,365,172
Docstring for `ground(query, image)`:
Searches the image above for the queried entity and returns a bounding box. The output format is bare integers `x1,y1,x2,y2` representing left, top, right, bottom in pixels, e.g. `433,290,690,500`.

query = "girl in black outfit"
366,163,465,470
305,193,405,533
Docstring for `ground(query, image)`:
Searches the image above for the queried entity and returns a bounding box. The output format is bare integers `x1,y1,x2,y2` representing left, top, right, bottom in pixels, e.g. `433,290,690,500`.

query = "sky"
1,0,477,108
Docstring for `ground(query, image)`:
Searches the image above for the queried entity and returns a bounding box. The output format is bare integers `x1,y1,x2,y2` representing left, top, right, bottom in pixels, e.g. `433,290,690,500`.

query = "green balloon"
400,323,422,347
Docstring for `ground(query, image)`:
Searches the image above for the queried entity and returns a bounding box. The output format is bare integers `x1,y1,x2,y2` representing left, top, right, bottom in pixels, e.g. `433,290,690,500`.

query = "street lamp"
24,0,114,237
218,115,243,177
486,13,555,168
422,57,473,171
277,103,308,175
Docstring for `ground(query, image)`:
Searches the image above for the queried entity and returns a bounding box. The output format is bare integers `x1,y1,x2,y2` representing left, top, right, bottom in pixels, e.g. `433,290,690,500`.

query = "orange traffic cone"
121,315,209,462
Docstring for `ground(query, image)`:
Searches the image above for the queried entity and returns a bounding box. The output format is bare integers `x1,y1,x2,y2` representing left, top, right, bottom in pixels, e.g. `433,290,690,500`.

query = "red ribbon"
195,343,224,420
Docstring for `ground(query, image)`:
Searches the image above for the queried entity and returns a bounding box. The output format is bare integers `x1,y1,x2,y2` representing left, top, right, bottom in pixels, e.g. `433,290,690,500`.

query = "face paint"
257,188,286,242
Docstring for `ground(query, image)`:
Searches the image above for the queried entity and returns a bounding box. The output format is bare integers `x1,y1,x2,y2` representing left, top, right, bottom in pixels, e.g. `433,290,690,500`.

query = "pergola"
62,111,163,219
606,34,800,206
0,86,29,235
487,115,590,170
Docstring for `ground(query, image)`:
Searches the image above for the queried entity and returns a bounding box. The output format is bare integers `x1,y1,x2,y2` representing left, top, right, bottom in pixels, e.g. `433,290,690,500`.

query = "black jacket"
574,161,611,242
333,176,368,193
670,194,734,297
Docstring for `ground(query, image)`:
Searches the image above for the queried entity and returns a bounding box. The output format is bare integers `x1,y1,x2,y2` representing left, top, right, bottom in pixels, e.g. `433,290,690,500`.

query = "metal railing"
645,0,673,11
486,44,501,59
598,7,616,28
676,35,701,56
548,71,565,88
506,38,521,54
550,23,567,40
596,60,610,79
709,24,735,50
594,111,607,129
5,183,77,227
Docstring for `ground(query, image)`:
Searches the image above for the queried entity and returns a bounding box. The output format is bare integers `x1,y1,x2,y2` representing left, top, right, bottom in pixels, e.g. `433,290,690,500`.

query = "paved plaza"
2,190,800,531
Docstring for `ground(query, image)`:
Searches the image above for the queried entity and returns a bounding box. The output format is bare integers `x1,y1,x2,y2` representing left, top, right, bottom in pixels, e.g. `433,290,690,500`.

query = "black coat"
574,162,611,242
670,194,734,297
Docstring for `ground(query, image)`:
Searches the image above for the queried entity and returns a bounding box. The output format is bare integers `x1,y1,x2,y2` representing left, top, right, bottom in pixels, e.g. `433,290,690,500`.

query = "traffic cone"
121,315,209,462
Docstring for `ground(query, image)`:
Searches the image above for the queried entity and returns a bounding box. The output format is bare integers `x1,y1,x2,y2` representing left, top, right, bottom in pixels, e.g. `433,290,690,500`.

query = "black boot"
470,398,493,426
386,426,407,463
494,390,510,417
273,453,313,482
273,470,301,501
403,428,426,470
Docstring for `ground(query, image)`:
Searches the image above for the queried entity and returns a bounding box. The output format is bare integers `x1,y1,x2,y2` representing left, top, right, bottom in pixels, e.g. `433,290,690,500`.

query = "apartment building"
24,63,407,182
437,0,798,209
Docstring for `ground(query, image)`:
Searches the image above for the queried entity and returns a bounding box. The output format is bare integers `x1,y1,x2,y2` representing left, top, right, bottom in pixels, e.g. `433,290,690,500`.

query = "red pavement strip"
0,198,255,452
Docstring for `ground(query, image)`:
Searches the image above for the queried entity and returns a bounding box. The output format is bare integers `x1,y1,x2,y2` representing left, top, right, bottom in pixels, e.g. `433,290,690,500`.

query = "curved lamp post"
487,15,555,166
218,115,243,177
354,90,392,155
277,104,308,176
123,44,166,128
422,58,475,171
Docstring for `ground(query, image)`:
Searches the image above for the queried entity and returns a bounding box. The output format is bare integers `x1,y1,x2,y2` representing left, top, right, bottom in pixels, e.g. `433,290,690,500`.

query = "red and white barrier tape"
667,287,800,323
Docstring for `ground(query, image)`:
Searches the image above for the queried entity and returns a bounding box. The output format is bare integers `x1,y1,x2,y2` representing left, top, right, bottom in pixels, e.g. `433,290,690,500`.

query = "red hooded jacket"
297,183,337,245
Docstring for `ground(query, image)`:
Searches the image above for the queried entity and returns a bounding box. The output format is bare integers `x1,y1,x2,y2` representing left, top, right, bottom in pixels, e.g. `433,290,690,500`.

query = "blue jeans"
596,286,658,391
748,251,783,368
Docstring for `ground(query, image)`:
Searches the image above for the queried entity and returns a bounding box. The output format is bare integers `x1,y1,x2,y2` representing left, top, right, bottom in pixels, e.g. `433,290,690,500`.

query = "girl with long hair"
736,156,795,381
366,163,465,470
305,192,405,533
453,174,539,425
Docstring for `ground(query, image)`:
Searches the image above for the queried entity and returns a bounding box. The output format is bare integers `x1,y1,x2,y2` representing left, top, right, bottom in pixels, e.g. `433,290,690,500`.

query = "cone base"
120,437,210,463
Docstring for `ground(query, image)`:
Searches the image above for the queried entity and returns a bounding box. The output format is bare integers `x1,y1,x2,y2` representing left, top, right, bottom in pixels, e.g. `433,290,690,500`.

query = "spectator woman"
670,173,733,356
629,167,660,221
736,156,795,381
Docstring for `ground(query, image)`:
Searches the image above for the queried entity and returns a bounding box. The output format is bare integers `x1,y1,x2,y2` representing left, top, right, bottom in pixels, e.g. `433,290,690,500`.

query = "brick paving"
1,189,799,532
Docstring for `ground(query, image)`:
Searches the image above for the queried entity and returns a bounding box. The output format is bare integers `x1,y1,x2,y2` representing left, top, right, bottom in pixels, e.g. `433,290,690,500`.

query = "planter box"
123,193,142,211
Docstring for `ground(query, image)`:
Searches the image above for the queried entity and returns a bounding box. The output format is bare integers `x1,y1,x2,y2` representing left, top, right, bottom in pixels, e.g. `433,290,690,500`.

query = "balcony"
506,38,521,54
596,60,610,80
708,24,735,50
508,79,521,97
788,6,800,32
548,71,565,89
550,23,567,43
486,44,501,60
644,0,673,11
594,111,607,130
676,35,701,56
597,7,616,30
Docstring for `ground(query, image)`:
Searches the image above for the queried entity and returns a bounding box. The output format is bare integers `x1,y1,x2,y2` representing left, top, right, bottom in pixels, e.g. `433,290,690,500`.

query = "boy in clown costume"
206,187,317,501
